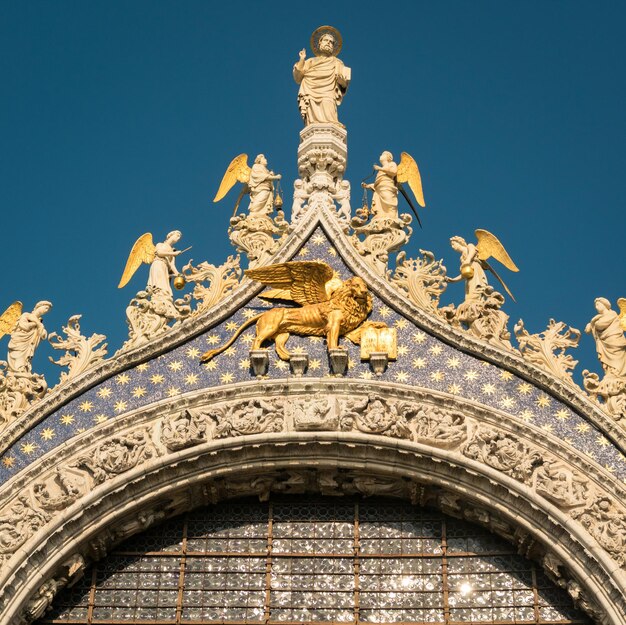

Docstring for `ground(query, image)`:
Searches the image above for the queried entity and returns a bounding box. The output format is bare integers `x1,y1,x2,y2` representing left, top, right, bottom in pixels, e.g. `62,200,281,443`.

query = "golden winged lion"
200,261,376,362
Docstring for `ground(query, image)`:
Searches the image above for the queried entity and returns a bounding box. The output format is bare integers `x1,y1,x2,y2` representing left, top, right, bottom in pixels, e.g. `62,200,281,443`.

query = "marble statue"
0,301,52,374
585,298,626,377
293,26,350,126
213,153,288,267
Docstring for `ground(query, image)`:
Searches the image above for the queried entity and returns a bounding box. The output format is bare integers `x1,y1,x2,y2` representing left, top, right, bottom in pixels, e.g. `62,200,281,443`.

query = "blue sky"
1,0,625,383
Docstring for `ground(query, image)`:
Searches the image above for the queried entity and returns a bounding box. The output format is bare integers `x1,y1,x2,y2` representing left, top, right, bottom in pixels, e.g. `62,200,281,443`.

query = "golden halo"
310,25,343,57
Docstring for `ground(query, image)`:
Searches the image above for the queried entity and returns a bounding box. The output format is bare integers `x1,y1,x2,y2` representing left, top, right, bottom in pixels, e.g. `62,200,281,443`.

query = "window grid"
38,498,591,625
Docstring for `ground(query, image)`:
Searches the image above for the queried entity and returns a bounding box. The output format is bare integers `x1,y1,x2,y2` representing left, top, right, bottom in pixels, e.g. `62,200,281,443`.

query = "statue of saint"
293,26,351,126
247,155,282,216
585,298,626,377
362,151,399,219
7,301,52,374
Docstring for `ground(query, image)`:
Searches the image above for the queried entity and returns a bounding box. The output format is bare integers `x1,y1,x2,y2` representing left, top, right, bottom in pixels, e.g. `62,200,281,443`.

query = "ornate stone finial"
514,318,580,383
181,255,242,314
213,154,288,268
293,26,350,127
48,314,108,384
0,301,51,428
582,297,626,421
391,250,448,312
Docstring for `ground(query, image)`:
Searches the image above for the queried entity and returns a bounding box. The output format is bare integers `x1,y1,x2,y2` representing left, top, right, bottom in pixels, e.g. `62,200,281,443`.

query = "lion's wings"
213,154,251,203
245,261,335,306
118,233,156,289
397,152,426,208
0,301,23,341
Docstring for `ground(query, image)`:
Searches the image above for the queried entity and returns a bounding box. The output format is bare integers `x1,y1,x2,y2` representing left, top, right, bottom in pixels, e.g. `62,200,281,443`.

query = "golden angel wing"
0,301,23,340
475,229,519,272
397,152,426,207
617,298,626,331
117,233,156,289
213,154,251,203
245,261,335,306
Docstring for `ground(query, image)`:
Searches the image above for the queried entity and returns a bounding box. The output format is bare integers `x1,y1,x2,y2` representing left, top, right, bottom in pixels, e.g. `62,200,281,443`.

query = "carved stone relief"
390,250,448,312
182,255,242,314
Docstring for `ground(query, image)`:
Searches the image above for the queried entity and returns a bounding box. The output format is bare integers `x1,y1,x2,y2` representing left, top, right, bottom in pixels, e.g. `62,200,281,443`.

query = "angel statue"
0,300,52,374
442,230,518,349
352,151,425,275
117,232,192,351
585,298,626,377
200,260,384,362
293,26,351,126
214,154,288,268
0,301,51,426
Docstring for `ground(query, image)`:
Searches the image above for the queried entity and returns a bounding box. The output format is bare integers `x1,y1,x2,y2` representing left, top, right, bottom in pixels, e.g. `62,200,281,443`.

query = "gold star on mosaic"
204,360,218,371
359,370,373,380
77,427,86,433
220,372,234,384
309,359,321,371
394,371,409,383
596,436,609,447
564,437,574,446
309,336,323,344
429,345,443,356
394,318,408,329
297,247,309,257
482,383,496,396
242,333,254,344
167,387,181,397
239,358,250,370
412,332,426,344
116,373,130,385
348,357,356,368
555,409,570,421
150,374,164,385
585,449,597,460
186,347,200,359
292,346,307,355
464,370,478,381
499,371,514,381
541,424,554,434
575,423,590,433
60,414,75,426
114,400,128,413
412,357,426,369
137,363,150,372
79,401,93,413
376,306,391,318
132,386,147,398
430,371,444,382
446,357,460,369
518,382,533,395
168,360,183,372
225,321,239,332
94,414,108,424
275,360,289,371
397,345,408,357
185,373,199,385
242,309,257,319
448,384,462,395
519,410,534,422
327,247,337,257
20,442,38,455
2,457,15,468
312,233,326,245
206,334,220,345
500,397,516,410
536,395,550,408
224,346,237,357
604,464,615,473
40,428,55,441
97,388,112,399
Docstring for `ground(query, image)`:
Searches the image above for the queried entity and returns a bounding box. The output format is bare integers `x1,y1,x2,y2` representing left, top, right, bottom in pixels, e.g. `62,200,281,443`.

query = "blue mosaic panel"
1,228,624,483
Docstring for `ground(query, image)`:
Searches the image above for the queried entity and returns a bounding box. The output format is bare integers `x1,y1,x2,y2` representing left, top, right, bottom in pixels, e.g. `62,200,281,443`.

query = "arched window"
37,497,591,624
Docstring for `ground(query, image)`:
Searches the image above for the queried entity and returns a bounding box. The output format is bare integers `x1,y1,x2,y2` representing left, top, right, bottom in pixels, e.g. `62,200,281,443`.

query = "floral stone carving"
207,399,284,438
340,394,413,439
48,314,108,384
390,250,448,312
514,318,580,384
182,255,242,314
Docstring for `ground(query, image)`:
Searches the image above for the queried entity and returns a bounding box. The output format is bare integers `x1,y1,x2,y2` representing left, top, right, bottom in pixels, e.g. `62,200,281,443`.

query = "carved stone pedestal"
290,354,309,377
329,348,349,376
249,350,269,377
369,352,389,376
